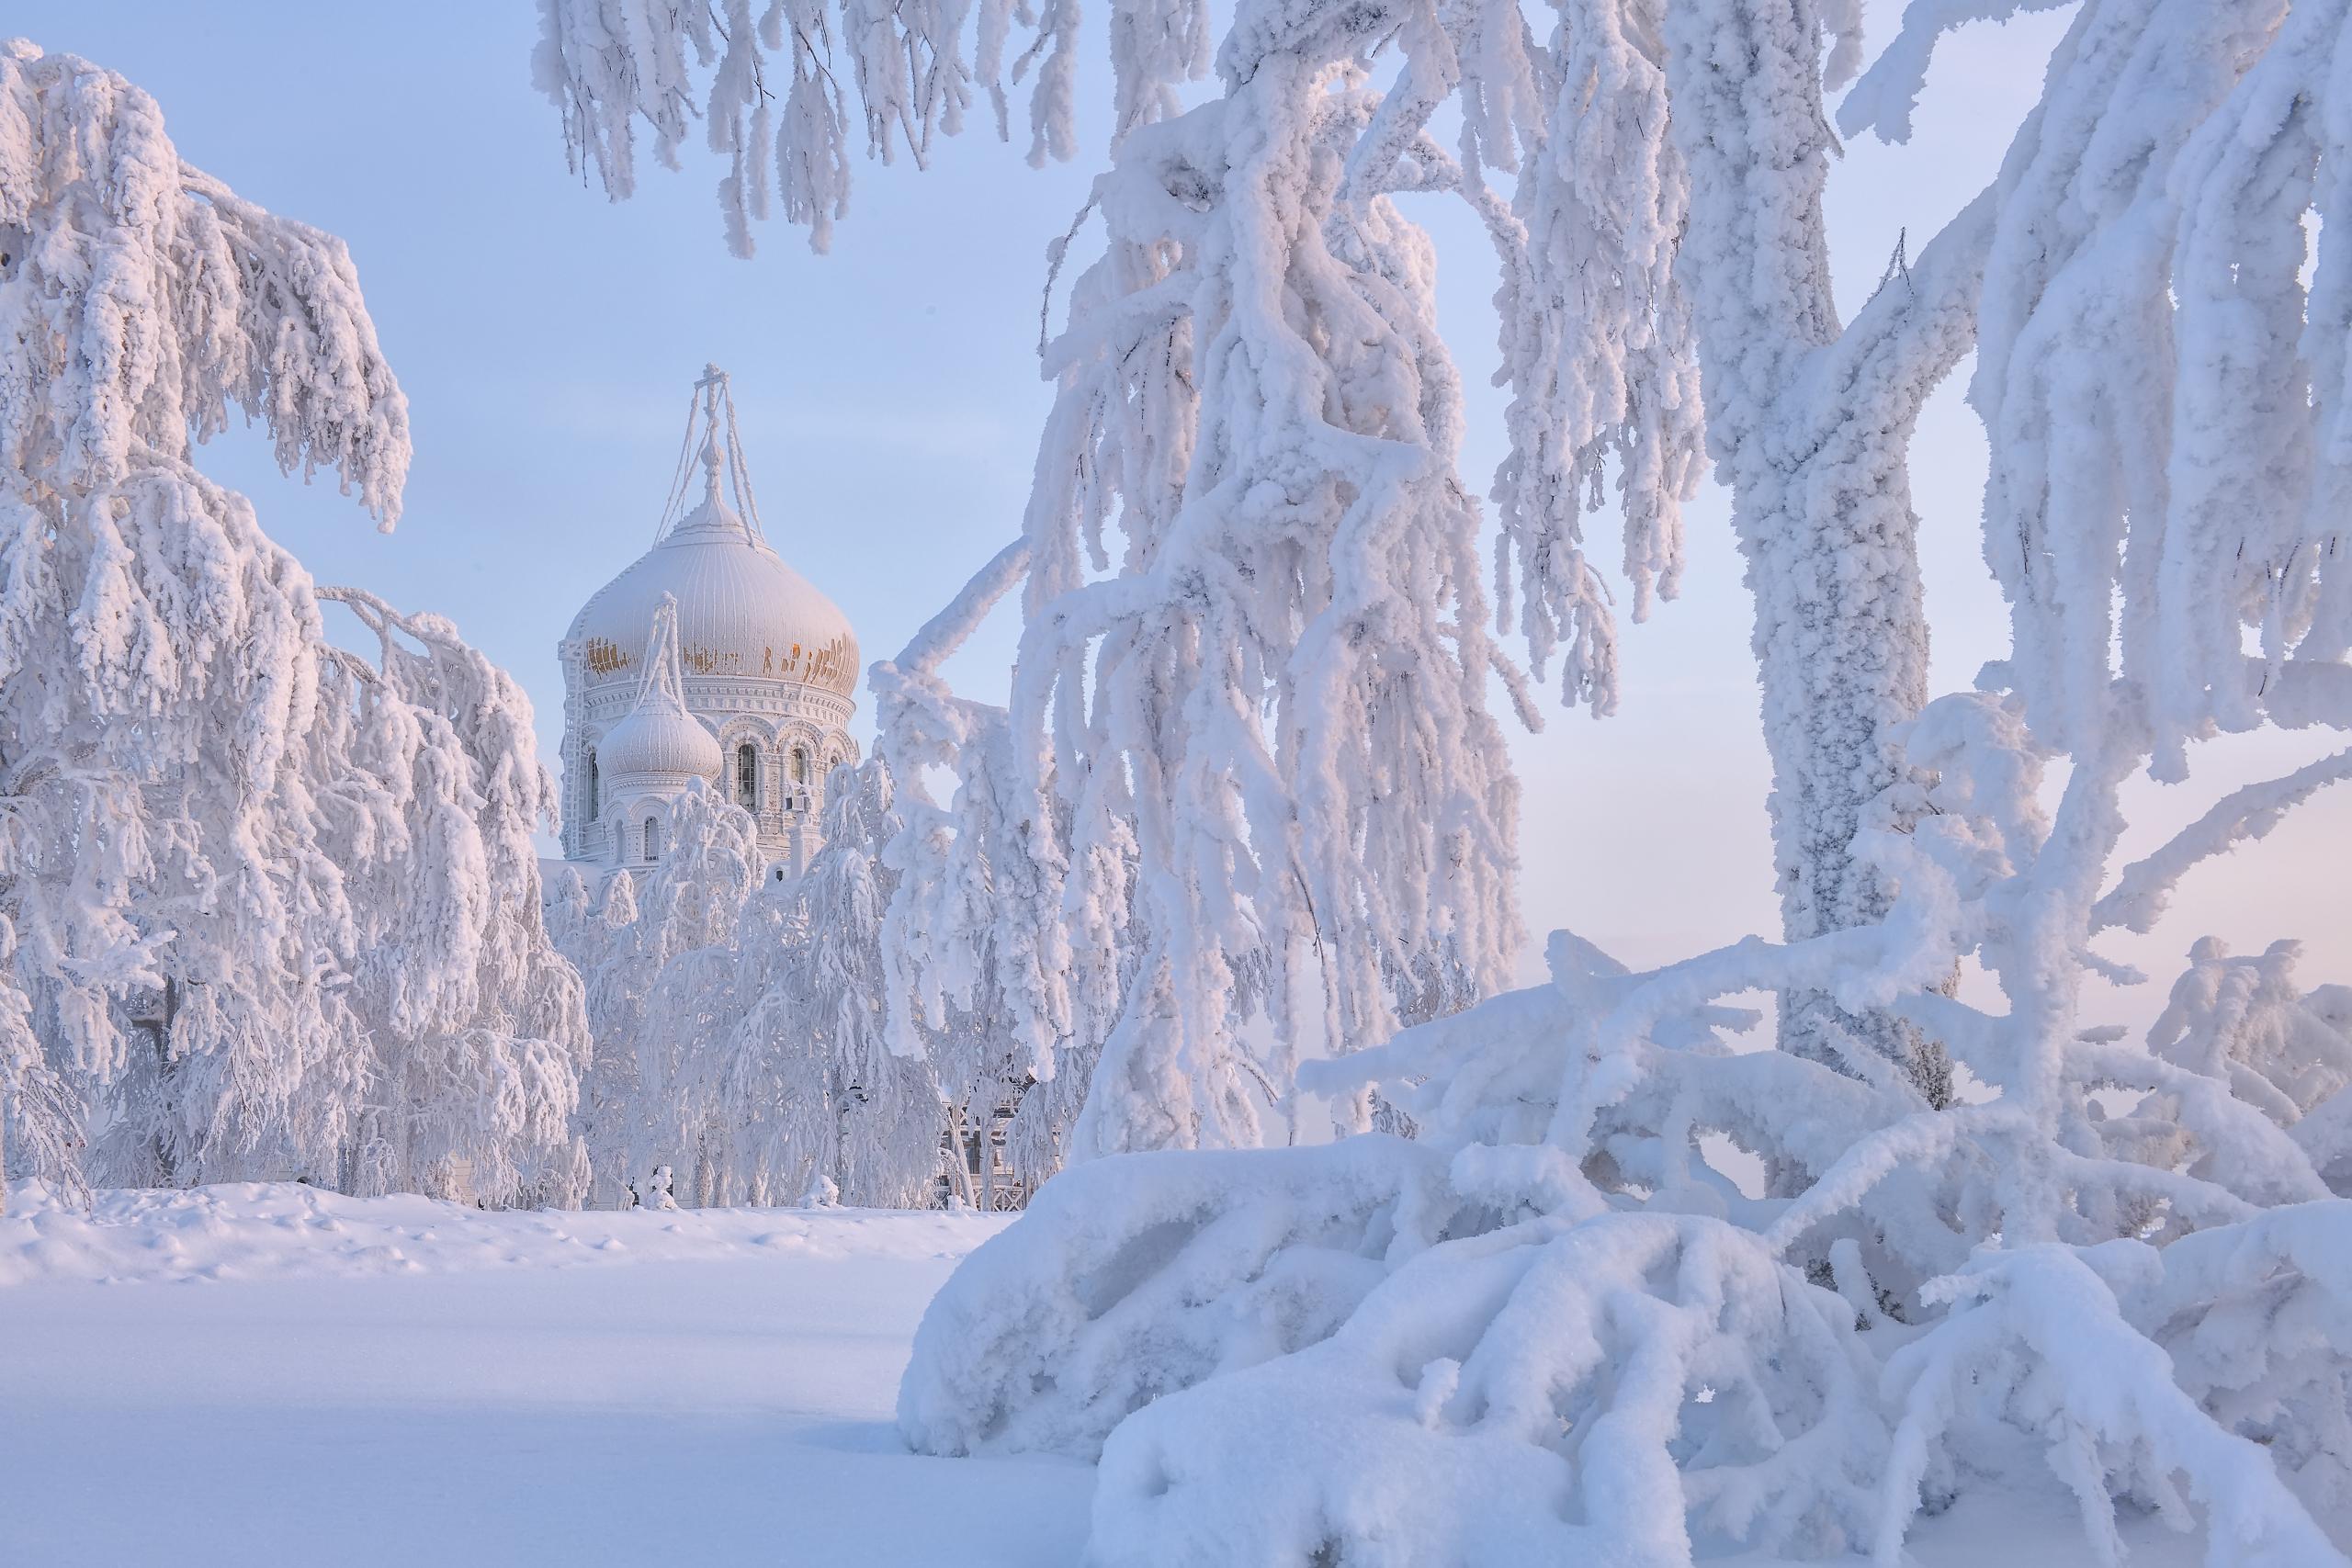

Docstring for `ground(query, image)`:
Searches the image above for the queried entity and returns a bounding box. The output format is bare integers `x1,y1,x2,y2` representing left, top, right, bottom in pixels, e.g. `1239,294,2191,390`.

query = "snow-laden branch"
890,536,1031,675
1835,0,2077,144
537,0,1209,254
1970,0,2352,773
1487,0,1704,714
988,6,1538,1156
2094,747,2352,934
0,41,410,525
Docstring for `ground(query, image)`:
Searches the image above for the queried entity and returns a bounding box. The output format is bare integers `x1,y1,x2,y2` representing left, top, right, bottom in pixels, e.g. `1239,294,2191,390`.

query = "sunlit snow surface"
0,1183,2296,1566
0,1184,1087,1565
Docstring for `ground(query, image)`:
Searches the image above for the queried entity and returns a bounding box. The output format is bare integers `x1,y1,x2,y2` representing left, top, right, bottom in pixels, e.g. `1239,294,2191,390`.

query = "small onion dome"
599,672,721,785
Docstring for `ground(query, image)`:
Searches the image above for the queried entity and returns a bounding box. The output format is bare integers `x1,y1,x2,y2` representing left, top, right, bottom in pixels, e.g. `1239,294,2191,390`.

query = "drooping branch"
537,0,1209,254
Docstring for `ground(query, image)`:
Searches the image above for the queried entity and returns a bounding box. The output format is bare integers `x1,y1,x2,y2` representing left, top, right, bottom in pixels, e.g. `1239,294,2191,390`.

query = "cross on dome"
656,363,766,547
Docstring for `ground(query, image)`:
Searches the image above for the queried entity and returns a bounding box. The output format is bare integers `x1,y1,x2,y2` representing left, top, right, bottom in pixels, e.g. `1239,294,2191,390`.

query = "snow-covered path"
0,1186,1090,1565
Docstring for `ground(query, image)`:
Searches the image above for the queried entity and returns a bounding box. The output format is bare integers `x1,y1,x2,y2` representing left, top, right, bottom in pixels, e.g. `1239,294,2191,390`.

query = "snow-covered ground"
0,1184,1088,1565
0,1184,2321,1566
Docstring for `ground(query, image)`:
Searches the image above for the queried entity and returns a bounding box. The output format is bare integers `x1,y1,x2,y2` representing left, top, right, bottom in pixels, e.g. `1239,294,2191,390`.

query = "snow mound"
902,900,2352,1563
0,1181,1005,1289
899,1137,1452,1459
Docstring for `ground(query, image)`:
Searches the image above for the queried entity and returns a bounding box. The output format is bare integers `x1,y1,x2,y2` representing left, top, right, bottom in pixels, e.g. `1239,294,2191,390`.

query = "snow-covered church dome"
594,605,724,785
567,488,858,700
558,367,860,878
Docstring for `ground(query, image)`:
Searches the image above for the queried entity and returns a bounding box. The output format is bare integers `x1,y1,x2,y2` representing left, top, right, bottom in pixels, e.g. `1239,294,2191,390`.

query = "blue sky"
22,3,2351,1026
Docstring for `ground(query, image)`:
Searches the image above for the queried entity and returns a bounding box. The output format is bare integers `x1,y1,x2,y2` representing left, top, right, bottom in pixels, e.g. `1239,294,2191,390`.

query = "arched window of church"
735,744,758,809
792,746,810,785
585,747,599,815
644,816,661,863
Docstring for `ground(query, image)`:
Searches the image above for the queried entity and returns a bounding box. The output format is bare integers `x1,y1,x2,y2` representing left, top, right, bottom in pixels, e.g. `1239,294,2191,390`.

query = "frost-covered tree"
0,41,588,1210
1005,25,1542,1154
568,867,648,1206
776,761,941,1207
545,864,595,956
1512,0,2352,1089
0,36,397,1197
308,589,591,1206
869,548,1111,1190
601,777,764,1205
1452,0,1984,1086
895,0,2352,1558
0,40,586,1211
568,761,947,1210
705,872,833,1205
62,585,592,1205
1618,0,1968,1083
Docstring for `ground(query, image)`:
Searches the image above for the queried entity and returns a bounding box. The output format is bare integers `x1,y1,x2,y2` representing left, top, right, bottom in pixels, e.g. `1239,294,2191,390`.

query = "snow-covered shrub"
1088,1210,1888,1566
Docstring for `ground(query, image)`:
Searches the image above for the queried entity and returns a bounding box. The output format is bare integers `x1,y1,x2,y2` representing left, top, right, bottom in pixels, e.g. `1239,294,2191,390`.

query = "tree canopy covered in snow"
0,39,582,1210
